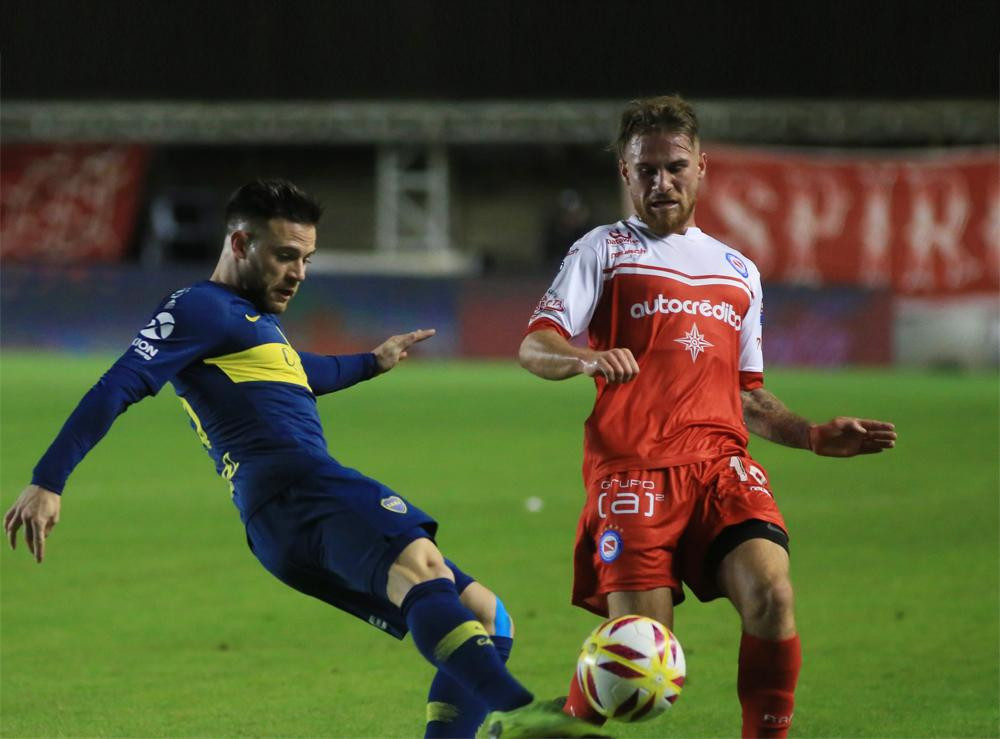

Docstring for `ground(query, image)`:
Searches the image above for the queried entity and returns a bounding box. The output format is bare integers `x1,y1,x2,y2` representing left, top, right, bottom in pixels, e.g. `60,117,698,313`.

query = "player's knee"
743,576,795,628
391,538,455,586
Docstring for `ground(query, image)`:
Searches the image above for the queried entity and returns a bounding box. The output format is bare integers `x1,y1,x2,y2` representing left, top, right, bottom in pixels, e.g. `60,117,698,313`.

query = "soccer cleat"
476,698,611,738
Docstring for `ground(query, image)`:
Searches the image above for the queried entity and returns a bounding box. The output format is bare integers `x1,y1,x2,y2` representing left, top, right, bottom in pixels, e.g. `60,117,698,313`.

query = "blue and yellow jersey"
32,281,377,520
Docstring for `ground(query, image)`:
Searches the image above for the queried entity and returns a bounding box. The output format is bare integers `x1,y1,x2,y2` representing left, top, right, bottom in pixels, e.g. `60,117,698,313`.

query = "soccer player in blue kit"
4,180,597,739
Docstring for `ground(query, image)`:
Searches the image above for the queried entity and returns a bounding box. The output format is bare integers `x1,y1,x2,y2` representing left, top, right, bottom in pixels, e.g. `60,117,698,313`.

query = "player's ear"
618,159,630,183
698,151,707,179
229,230,251,259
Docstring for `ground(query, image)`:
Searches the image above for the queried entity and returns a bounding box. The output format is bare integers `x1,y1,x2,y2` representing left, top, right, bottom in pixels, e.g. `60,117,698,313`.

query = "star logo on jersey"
674,323,714,362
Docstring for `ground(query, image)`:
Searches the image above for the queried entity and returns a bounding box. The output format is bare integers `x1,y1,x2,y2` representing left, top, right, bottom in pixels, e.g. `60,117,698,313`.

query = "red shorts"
572,453,787,616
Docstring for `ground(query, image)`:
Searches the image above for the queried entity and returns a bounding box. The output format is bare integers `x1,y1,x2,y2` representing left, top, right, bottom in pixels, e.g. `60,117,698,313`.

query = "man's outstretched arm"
518,329,639,383
741,387,897,457
300,329,436,396
4,363,153,563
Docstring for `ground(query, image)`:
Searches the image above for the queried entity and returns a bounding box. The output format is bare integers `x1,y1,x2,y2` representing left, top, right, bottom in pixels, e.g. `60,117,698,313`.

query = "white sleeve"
739,265,764,373
528,238,605,338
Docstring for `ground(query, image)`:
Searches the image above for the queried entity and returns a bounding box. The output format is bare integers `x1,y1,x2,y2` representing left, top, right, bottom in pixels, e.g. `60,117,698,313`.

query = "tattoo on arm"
740,388,812,449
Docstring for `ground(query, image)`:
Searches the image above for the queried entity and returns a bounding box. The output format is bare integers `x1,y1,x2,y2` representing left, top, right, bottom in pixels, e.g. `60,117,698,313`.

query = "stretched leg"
425,569,517,738
563,587,675,724
718,538,801,739
390,539,599,739
387,537,533,716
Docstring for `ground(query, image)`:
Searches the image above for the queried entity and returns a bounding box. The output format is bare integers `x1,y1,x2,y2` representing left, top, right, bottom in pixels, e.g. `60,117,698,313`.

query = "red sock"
737,632,802,738
563,670,607,725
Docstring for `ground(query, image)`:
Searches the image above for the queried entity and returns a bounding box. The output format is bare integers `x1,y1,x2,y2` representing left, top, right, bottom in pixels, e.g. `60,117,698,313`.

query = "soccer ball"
576,615,686,722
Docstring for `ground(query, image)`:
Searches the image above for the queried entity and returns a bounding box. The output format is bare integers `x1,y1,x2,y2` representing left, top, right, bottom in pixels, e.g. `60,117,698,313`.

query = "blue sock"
402,579,532,715
424,637,514,738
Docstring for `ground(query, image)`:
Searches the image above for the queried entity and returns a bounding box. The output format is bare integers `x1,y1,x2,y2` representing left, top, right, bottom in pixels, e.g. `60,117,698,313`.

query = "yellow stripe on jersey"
179,397,211,449
204,342,312,389
432,621,492,663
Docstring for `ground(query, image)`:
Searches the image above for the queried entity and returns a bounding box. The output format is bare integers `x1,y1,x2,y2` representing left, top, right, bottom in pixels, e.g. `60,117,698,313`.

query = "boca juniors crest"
380,495,408,514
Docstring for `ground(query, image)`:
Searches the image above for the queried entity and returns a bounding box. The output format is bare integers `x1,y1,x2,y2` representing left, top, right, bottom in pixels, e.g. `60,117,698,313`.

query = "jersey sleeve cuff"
739,371,764,391
525,318,571,340
30,474,65,495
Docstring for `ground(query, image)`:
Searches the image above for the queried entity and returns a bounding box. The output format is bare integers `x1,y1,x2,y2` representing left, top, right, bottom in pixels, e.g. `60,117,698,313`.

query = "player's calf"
459,580,516,638
426,581,518,738
388,542,533,733
718,537,800,738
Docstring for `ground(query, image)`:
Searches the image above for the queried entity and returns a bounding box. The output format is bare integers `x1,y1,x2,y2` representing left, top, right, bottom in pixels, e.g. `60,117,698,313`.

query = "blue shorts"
245,462,439,639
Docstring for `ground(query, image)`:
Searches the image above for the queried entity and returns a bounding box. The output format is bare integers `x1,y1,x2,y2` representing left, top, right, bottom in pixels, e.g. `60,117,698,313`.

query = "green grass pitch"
1,352,997,737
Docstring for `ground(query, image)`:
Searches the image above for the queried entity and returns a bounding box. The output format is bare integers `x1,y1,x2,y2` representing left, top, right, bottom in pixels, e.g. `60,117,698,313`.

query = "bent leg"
718,538,801,739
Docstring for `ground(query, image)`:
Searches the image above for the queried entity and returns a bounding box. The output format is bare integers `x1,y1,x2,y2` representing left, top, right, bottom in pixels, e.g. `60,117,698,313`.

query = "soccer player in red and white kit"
519,96,897,738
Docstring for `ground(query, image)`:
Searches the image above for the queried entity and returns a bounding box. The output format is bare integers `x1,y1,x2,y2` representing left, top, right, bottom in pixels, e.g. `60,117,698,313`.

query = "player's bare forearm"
518,330,587,380
741,388,898,457
740,388,812,449
518,330,640,383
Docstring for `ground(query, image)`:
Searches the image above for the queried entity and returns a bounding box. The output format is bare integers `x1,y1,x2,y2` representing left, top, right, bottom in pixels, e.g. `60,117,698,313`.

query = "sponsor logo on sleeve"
598,528,623,563
532,289,566,317
726,253,750,278
139,312,175,340
131,311,175,360
163,288,191,310
558,247,580,272
131,338,159,360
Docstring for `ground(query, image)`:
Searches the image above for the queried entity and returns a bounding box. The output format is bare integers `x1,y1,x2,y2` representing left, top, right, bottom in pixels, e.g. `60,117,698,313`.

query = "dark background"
3,0,998,100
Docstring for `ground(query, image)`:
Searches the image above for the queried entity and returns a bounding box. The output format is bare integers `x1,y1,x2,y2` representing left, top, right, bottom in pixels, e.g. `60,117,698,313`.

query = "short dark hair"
614,95,699,159
225,179,323,230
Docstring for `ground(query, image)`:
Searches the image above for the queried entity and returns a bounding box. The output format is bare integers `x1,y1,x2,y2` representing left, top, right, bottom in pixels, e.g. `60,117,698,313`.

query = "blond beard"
636,199,695,236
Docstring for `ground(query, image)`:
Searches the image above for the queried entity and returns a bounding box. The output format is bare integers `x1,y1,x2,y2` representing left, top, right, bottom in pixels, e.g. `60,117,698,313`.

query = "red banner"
1,145,149,264
696,147,999,295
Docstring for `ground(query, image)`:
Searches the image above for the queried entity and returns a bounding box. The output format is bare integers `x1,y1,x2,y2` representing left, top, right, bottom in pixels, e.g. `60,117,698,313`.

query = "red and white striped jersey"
527,216,765,485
